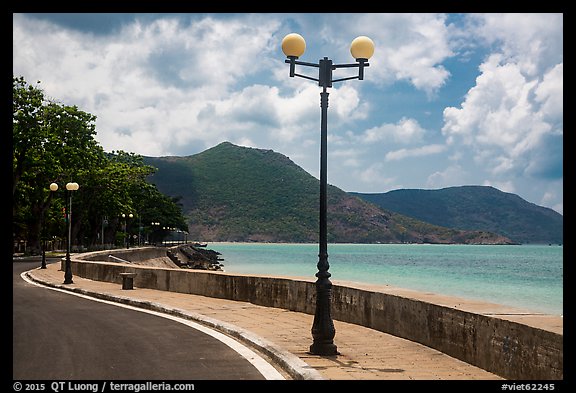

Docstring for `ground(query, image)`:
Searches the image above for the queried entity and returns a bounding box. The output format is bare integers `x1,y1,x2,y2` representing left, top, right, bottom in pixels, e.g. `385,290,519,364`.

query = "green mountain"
351,187,563,244
144,142,513,244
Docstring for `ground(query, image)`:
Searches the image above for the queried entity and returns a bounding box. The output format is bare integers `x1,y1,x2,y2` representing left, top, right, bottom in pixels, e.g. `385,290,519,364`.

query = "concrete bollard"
119,272,137,290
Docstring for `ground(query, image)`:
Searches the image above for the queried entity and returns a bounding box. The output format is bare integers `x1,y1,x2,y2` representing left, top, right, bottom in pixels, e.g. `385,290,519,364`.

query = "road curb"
24,270,324,381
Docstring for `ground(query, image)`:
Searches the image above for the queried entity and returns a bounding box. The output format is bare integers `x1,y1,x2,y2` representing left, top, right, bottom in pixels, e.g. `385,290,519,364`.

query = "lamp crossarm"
293,73,319,82
285,59,320,68
331,75,361,83
285,57,370,86
332,61,369,69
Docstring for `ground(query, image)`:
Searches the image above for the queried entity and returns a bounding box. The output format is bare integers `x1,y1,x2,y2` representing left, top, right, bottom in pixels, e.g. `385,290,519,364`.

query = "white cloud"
540,189,563,215
482,179,515,194
13,13,452,157
385,144,446,161
356,13,453,95
355,163,397,188
441,14,563,181
13,14,283,156
426,165,468,188
329,84,369,121
434,13,563,213
362,117,426,144
289,13,454,96
468,13,563,77
534,63,563,123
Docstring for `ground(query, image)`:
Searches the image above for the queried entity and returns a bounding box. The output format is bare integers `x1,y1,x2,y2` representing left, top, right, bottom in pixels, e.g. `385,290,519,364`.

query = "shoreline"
214,267,564,321
208,241,562,247
208,242,563,317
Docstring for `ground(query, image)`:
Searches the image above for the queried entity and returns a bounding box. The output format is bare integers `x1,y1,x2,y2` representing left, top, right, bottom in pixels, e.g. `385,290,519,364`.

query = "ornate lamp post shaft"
282,34,374,356
51,181,79,284
309,85,338,355
64,188,73,284
64,182,79,284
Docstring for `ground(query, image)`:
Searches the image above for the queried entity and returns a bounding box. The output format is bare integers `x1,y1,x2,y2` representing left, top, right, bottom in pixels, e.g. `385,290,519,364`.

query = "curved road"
13,259,276,380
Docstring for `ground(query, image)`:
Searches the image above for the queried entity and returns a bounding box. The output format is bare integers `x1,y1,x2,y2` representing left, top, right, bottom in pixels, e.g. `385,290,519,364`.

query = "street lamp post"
151,222,160,245
282,33,374,356
50,181,80,284
40,237,47,269
138,215,142,246
102,216,108,247
121,213,133,249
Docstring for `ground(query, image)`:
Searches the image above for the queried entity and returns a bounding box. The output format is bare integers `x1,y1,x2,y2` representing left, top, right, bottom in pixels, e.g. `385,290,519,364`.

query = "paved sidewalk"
25,263,502,380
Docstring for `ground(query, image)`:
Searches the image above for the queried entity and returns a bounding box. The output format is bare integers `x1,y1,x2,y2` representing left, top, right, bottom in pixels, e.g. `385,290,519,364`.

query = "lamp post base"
309,271,339,356
41,248,47,269
63,254,73,284
309,342,339,356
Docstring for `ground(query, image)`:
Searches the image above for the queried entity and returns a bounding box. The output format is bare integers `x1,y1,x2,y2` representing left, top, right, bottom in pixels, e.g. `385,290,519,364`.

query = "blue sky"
13,13,563,214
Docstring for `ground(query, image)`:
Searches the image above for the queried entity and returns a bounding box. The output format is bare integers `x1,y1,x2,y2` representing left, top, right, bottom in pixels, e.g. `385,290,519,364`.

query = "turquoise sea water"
211,243,563,316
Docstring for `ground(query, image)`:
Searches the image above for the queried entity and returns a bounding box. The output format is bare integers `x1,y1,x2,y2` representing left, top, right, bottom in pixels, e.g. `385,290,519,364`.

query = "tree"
13,76,101,252
80,151,187,247
13,75,188,253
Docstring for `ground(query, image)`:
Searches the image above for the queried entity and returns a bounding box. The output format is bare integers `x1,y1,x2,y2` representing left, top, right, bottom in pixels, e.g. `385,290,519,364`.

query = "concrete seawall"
66,248,563,380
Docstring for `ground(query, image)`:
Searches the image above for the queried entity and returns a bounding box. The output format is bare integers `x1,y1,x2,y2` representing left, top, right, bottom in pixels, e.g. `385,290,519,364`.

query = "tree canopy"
13,76,187,254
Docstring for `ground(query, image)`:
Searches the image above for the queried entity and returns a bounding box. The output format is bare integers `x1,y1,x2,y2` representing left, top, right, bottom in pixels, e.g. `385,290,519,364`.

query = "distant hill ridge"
351,186,563,244
144,142,515,244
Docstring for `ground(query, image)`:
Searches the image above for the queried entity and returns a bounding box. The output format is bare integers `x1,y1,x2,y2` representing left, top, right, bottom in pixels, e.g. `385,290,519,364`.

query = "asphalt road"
13,259,271,380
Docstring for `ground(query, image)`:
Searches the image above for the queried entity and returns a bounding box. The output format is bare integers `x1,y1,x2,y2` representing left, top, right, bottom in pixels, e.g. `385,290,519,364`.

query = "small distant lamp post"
122,213,133,249
101,216,108,247
50,181,80,284
40,237,47,269
151,222,160,245
282,33,374,356
137,215,142,246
